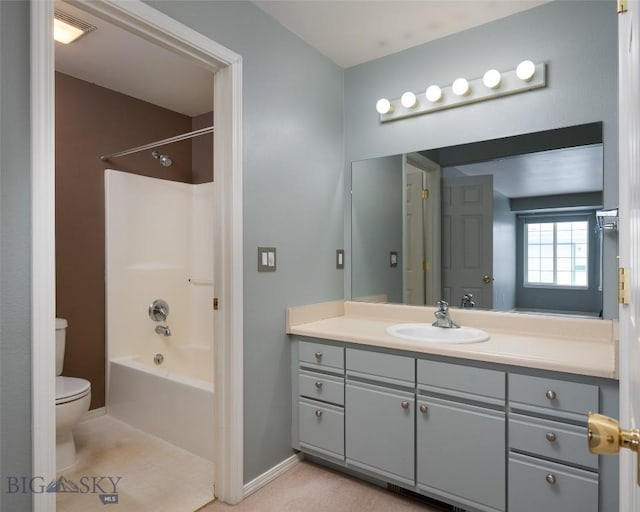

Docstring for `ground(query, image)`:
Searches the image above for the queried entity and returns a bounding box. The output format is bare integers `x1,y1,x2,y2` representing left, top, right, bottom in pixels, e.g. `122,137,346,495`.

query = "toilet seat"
56,376,91,405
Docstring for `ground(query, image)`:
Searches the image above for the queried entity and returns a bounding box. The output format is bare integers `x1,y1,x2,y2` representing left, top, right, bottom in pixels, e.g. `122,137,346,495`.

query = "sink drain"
154,353,164,365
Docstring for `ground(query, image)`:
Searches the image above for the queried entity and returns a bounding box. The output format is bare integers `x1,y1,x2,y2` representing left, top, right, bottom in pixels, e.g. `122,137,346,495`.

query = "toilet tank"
55,318,68,376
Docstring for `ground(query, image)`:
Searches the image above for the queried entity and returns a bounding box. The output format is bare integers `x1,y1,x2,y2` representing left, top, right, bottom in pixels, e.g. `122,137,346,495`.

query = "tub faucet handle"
149,299,170,322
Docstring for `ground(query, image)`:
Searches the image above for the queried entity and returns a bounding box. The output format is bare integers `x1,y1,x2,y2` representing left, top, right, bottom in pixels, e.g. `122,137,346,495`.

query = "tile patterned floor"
56,414,214,512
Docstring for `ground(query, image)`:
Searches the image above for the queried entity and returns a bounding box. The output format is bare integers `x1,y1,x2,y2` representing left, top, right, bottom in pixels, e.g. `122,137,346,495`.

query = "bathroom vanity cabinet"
507,375,600,512
291,336,619,512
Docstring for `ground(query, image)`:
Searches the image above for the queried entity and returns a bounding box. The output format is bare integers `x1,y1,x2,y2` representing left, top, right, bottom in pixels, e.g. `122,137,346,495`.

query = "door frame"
30,1,244,510
406,153,441,306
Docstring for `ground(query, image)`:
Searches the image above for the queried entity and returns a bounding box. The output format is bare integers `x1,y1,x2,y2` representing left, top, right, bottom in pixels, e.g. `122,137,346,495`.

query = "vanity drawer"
298,399,344,460
346,348,414,386
508,453,597,512
509,414,598,470
299,340,344,372
509,374,598,418
417,359,505,402
298,370,344,406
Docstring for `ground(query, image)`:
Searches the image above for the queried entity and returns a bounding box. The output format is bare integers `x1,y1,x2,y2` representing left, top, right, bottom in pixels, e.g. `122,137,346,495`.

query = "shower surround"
105,169,214,460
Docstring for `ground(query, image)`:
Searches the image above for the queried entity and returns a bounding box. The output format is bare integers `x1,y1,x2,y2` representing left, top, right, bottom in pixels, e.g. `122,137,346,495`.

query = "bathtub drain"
154,353,164,365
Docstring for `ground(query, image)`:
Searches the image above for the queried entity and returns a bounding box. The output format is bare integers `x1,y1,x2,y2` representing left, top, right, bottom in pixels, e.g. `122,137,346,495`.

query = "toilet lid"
56,376,90,404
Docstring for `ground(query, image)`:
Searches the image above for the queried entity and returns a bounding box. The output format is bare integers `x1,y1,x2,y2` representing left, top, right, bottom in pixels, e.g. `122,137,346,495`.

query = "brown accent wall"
192,111,214,184
55,72,194,409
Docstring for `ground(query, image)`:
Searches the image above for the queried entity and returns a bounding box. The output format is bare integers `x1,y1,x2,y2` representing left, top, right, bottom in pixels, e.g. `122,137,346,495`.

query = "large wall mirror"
351,122,610,318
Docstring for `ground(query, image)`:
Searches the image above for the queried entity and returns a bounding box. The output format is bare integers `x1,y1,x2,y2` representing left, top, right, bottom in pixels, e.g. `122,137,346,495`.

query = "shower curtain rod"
100,125,214,161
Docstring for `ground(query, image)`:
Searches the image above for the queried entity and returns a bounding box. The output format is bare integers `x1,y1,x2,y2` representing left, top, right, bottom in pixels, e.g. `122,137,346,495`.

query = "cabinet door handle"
419,405,428,414
314,381,323,389
314,410,323,418
545,432,557,442
545,474,556,485
401,401,410,410
545,390,557,400
314,352,322,361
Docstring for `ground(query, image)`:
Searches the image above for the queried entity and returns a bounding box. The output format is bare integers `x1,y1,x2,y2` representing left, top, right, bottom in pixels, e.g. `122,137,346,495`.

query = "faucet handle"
436,300,449,310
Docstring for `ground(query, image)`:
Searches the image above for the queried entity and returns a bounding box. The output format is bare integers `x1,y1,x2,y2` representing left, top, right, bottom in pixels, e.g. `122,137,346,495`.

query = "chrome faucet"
461,293,475,309
155,325,171,337
432,300,460,329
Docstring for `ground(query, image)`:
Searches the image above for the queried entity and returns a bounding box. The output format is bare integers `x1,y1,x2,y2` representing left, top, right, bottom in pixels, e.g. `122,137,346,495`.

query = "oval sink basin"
386,323,490,344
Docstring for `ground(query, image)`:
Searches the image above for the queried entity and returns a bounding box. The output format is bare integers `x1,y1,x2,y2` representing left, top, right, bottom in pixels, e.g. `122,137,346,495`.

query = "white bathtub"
107,352,214,462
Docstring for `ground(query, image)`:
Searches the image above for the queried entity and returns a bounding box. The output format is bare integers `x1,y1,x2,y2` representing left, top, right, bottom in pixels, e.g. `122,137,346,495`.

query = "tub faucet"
432,300,460,329
155,325,171,337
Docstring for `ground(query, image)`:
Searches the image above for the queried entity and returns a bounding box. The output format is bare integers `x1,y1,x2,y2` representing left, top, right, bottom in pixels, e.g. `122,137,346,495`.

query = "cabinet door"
417,396,505,512
345,381,414,486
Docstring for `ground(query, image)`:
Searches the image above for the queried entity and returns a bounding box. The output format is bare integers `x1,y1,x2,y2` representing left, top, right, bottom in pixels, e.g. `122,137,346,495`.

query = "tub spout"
155,325,171,337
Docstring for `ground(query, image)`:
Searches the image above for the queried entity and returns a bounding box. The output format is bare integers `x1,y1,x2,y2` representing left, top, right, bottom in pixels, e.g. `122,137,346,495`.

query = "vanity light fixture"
54,9,97,44
401,91,418,108
483,69,502,89
376,98,393,114
452,78,470,96
425,85,443,102
376,60,546,123
516,60,536,82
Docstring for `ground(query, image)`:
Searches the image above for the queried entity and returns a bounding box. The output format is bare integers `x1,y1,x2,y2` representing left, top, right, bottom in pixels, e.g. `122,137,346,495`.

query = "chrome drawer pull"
545,432,557,442
401,401,410,410
315,381,323,389
545,390,557,400
545,474,556,485
419,405,428,414
314,351,322,360
314,410,323,418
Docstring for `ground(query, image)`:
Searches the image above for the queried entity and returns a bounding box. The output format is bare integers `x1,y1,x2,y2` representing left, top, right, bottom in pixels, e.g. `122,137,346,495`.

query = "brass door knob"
588,412,640,486
483,275,493,284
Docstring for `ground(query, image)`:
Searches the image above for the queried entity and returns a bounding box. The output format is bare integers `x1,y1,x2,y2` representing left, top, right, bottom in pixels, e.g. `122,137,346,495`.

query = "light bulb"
452,78,470,96
516,60,536,82
425,85,442,102
483,69,501,89
401,91,417,108
376,98,392,114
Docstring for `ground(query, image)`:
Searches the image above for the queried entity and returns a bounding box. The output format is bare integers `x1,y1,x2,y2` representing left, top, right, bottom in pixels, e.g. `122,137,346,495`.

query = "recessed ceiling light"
54,9,96,44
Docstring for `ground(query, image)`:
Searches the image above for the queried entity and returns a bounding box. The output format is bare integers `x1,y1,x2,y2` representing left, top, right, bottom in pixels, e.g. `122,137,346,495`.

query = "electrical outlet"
336,249,345,269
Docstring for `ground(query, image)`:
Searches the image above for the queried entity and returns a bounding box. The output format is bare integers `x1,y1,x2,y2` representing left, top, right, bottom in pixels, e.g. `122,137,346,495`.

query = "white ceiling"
55,2,214,117
450,144,604,199
253,0,550,68
54,1,551,118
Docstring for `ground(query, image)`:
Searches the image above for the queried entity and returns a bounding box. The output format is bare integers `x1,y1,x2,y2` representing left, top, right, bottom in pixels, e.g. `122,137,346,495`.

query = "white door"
618,1,640,509
442,175,493,308
405,166,426,305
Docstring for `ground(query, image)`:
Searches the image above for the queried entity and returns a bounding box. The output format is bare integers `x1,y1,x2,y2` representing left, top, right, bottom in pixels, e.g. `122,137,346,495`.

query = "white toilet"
56,318,91,471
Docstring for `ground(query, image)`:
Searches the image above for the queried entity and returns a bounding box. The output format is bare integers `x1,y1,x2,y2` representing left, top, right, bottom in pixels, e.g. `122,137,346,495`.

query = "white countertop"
286,301,618,379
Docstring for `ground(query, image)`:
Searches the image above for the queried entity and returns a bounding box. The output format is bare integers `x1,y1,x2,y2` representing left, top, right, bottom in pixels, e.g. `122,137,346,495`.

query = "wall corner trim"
242,453,304,499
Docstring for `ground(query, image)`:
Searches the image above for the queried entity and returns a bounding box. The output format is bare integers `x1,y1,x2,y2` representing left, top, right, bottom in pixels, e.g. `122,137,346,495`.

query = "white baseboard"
243,453,303,499
82,407,107,422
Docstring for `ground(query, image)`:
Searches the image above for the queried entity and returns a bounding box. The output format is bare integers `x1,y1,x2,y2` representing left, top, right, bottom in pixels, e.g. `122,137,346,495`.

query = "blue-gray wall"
343,1,618,317
146,1,345,482
0,1,33,510
493,190,517,311
351,156,403,303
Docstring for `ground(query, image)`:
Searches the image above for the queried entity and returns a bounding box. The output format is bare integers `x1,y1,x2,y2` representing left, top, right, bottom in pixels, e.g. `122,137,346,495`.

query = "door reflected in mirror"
351,123,605,318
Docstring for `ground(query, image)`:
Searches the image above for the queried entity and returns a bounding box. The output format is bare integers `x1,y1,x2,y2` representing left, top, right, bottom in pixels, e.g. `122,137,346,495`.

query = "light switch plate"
336,249,344,269
258,247,276,272
390,251,398,268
